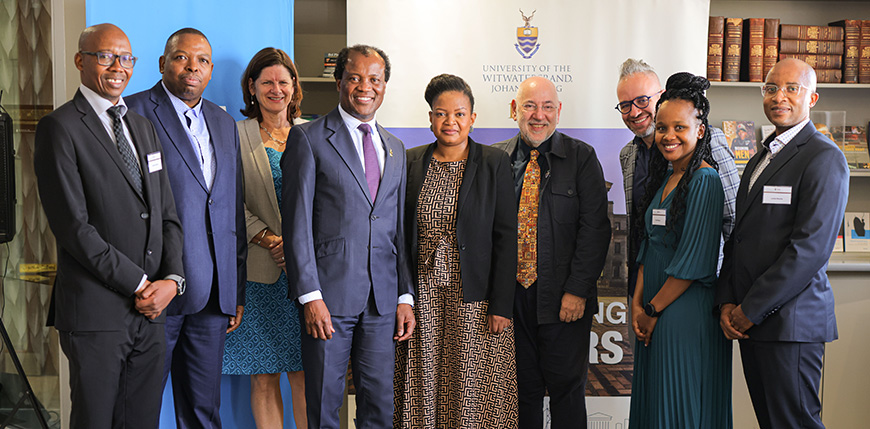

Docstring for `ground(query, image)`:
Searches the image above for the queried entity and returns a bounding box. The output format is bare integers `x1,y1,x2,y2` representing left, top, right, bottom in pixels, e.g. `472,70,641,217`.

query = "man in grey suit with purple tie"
282,44,415,428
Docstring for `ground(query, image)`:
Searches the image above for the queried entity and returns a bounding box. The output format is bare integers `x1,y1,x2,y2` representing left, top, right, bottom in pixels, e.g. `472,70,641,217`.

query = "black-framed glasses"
614,90,663,114
760,83,807,98
79,51,137,69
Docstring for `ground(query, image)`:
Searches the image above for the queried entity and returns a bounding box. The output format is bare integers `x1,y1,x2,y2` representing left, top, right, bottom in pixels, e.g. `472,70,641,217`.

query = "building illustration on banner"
516,9,540,59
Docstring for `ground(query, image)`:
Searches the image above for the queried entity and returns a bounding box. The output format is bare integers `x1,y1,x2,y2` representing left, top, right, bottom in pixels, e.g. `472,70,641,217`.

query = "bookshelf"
709,2,870,428
294,0,346,117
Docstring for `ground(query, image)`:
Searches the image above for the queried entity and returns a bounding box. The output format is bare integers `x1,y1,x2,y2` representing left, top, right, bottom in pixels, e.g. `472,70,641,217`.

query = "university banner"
348,1,710,426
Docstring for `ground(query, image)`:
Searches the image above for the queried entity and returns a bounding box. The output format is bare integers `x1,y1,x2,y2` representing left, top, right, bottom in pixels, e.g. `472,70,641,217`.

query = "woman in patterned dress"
394,74,519,428
222,47,306,429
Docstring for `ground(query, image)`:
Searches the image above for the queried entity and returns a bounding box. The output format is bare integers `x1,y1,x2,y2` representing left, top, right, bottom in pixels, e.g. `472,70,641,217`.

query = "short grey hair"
618,58,659,83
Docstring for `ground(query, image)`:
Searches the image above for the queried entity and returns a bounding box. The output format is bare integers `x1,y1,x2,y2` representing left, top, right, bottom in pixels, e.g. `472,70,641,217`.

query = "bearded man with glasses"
615,59,739,346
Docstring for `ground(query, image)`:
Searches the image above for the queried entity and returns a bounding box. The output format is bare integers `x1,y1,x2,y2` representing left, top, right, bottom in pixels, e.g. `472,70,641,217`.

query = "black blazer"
34,90,184,331
493,132,611,324
405,139,517,317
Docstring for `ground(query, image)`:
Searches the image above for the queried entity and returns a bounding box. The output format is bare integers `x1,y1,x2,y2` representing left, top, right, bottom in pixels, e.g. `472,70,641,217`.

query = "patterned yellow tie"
517,149,539,288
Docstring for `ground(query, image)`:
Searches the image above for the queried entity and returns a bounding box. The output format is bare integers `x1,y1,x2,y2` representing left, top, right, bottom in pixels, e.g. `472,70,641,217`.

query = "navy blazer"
282,108,412,317
493,131,611,325
127,82,246,316
34,90,184,330
405,140,517,318
716,121,849,342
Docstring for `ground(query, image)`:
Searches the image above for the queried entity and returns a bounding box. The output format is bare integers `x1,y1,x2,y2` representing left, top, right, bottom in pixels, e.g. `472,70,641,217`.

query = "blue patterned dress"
223,147,302,374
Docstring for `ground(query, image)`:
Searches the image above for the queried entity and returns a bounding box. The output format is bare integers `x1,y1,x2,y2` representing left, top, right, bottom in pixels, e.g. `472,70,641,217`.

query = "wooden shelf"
710,82,870,89
299,77,335,83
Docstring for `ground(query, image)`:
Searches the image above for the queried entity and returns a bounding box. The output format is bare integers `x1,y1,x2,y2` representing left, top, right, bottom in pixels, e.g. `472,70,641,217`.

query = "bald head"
75,23,133,104
511,77,562,147
763,58,819,134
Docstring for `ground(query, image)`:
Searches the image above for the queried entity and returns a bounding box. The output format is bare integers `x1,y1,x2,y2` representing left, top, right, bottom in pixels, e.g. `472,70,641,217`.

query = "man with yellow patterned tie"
494,77,611,429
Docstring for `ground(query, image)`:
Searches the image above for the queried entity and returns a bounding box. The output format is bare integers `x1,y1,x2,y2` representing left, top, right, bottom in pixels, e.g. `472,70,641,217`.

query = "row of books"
707,18,870,83
322,52,338,78
721,120,870,170
835,212,870,253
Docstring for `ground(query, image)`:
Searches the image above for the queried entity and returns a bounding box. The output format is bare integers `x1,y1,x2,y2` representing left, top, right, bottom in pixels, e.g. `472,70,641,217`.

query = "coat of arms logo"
515,9,540,59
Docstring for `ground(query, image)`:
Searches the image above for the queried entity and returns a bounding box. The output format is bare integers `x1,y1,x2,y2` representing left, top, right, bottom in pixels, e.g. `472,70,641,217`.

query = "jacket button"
370,215,377,221
146,249,153,255
460,245,466,251
208,199,214,205
568,189,574,195
140,212,149,219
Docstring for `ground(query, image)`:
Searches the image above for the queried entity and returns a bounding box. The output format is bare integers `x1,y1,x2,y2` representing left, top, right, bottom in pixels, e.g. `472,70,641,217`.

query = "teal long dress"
628,167,732,429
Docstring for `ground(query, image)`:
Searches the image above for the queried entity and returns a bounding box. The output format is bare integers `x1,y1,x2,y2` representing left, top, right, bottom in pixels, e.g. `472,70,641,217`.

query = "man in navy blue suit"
127,28,246,428
716,58,849,429
282,45,415,429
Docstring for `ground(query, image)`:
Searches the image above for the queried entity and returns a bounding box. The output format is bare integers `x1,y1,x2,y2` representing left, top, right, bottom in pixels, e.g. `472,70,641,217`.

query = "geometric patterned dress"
222,147,303,374
394,158,519,428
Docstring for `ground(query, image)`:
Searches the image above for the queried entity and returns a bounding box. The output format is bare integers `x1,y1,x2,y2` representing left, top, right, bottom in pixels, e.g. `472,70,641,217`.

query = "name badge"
146,151,163,173
652,209,667,226
762,185,791,205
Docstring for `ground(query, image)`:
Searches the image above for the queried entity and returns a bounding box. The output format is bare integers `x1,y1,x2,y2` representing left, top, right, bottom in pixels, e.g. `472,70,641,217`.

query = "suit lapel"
243,119,280,216
126,114,154,205
149,85,209,192
325,110,372,204
456,140,478,215
74,92,145,202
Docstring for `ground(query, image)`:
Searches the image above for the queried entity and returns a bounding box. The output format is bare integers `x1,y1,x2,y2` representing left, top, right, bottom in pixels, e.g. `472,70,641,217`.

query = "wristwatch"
644,302,663,318
166,274,186,296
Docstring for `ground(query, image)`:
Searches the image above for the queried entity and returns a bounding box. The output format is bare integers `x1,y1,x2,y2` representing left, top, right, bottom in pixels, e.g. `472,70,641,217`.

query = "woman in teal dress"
629,72,732,428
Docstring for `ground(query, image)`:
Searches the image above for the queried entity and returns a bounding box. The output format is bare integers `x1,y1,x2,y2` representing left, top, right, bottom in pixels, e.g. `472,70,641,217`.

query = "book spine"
741,18,765,82
723,18,743,82
779,39,844,55
763,18,780,79
779,53,843,69
780,24,844,41
830,20,860,83
861,20,870,83
707,16,725,81
814,68,843,83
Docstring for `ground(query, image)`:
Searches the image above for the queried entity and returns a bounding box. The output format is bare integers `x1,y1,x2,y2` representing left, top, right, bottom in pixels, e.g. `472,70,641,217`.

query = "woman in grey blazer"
222,47,307,429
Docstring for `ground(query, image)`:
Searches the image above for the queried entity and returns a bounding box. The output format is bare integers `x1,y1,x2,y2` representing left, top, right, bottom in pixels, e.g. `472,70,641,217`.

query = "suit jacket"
34,90,184,331
282,108,412,316
127,82,246,316
716,121,849,342
405,140,517,318
494,131,611,324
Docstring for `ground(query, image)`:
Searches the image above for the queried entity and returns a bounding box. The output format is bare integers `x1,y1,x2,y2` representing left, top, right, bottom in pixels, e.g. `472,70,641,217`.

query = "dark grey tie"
107,106,142,194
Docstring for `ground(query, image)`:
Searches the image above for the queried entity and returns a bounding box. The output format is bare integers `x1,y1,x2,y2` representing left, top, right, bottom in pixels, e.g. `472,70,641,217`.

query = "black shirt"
510,134,553,203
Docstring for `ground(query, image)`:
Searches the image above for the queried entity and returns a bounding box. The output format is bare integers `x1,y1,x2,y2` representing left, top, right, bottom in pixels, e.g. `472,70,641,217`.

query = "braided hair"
635,72,718,245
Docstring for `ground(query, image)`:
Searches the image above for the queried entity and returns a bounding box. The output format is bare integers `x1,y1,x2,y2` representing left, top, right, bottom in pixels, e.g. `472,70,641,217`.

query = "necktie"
358,123,380,201
185,109,216,190
107,106,142,194
517,149,540,288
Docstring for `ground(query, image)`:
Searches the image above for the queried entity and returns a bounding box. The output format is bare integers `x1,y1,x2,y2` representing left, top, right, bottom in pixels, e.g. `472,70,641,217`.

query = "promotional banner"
348,1,710,426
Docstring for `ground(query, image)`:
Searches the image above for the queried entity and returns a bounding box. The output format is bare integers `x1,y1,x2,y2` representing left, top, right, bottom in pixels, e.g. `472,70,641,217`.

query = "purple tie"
358,123,380,201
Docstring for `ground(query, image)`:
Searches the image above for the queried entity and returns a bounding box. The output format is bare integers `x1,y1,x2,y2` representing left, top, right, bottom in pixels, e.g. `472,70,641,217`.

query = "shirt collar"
79,83,127,117
517,133,552,160
337,104,376,132
161,81,203,118
767,117,810,157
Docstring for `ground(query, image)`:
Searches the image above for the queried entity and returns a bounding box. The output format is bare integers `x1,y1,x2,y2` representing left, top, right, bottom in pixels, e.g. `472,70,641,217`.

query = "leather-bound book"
708,16,725,81
763,18,780,80
829,20,860,83
861,20,870,83
723,18,743,82
814,68,843,83
779,53,843,70
741,18,765,82
779,40,845,55
780,24,844,41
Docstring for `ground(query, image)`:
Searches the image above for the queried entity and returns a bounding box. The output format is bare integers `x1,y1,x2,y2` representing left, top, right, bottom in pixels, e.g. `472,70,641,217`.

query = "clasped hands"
631,303,658,347
256,229,285,268
719,303,753,340
134,279,177,320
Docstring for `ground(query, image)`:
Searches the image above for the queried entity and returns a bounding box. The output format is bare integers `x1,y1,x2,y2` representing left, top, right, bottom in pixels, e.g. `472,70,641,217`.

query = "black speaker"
0,92,15,244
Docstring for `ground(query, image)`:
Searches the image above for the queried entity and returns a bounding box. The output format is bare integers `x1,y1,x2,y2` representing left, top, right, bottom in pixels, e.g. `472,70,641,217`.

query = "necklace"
259,124,288,146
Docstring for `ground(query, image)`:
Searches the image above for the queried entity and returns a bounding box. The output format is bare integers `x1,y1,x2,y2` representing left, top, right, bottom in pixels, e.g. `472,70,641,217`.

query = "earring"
250,94,256,105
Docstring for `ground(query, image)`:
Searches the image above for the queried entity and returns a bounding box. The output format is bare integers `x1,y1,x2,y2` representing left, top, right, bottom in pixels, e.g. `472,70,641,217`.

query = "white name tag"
763,185,791,205
146,151,163,173
652,209,667,226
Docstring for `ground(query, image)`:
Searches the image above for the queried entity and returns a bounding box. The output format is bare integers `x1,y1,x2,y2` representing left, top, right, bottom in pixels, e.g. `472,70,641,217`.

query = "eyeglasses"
614,90,663,114
760,84,807,98
79,51,137,69
520,102,558,114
